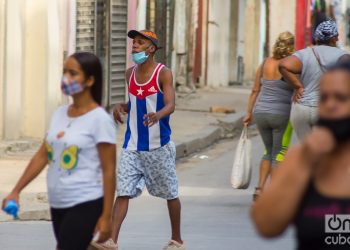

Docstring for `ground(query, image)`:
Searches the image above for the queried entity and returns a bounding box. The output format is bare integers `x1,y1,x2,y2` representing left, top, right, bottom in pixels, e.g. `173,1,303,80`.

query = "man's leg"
143,141,184,246
111,196,130,243
110,149,144,245
167,198,183,244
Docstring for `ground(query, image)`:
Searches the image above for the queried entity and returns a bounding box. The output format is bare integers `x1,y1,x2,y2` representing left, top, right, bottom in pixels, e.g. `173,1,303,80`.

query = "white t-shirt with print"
45,105,116,208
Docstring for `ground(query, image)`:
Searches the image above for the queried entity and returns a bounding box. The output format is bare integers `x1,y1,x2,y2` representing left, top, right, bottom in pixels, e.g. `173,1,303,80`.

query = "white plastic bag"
231,126,252,189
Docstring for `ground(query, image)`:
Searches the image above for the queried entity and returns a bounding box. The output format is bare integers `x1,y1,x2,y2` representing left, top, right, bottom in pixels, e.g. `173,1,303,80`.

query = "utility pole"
155,0,167,64
265,0,270,58
167,0,175,67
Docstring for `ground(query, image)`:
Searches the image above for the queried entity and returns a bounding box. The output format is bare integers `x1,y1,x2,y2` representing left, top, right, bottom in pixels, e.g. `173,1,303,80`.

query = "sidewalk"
0,87,249,222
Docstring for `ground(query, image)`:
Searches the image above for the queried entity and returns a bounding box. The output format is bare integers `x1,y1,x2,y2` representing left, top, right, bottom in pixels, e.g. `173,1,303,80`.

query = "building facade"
0,0,131,141
0,0,5,140
3,0,347,141
1,0,64,140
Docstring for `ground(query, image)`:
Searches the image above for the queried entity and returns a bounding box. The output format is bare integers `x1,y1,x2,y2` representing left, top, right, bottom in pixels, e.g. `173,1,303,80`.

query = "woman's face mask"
316,116,350,144
61,76,85,96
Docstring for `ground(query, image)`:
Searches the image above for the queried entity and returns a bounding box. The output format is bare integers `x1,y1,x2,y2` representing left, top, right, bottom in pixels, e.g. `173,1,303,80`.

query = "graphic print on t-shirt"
45,105,117,208
45,142,54,164
60,145,79,171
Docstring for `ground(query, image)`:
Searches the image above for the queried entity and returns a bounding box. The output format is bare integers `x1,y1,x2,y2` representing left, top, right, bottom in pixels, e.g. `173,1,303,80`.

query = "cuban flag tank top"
123,63,171,151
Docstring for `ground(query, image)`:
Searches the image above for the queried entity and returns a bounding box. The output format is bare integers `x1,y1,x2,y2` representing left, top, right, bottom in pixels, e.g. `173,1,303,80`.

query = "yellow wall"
269,0,296,55
46,0,64,129
3,0,23,139
22,0,47,138
2,0,65,140
243,0,261,82
0,0,5,139
22,0,64,139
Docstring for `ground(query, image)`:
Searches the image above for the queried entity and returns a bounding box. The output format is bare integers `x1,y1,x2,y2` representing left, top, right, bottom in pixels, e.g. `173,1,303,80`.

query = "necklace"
57,116,76,139
67,117,76,128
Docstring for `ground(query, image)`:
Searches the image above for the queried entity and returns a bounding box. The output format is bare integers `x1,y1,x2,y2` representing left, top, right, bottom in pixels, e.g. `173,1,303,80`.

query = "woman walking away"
252,61,350,250
243,31,295,201
279,20,348,141
2,52,117,250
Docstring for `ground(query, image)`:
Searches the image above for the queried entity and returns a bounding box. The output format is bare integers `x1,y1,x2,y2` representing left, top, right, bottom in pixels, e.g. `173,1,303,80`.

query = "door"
75,0,128,107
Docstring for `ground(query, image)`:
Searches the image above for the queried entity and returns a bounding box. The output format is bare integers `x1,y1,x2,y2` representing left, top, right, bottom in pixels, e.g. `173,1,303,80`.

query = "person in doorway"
252,61,350,250
312,0,328,33
279,19,348,141
91,30,184,250
243,31,295,201
2,52,117,250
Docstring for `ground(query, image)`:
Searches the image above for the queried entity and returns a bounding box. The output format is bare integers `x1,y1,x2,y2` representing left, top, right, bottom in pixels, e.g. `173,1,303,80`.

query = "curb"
175,111,245,159
1,112,245,222
0,140,41,159
175,127,222,159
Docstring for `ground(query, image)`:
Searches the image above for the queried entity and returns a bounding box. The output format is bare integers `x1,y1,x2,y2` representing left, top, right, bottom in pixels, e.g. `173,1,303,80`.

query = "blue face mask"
61,76,84,96
132,51,149,65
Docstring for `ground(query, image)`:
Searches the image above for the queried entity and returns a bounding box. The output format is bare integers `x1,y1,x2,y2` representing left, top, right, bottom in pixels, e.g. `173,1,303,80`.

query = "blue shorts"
117,141,178,200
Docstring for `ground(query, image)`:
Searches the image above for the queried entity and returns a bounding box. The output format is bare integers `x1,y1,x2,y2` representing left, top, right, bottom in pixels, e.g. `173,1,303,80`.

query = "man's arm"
144,67,175,127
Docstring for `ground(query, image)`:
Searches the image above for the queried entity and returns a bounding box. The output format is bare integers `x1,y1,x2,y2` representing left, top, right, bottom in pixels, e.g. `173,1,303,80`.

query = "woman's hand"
243,113,253,126
292,87,304,103
94,216,112,243
2,191,19,210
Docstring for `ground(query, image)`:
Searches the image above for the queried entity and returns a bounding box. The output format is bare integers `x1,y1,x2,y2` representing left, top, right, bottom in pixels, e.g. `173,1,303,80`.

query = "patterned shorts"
117,141,178,200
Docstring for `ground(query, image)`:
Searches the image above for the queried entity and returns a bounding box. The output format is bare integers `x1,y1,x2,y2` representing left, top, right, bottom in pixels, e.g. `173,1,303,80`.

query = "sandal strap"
168,240,183,247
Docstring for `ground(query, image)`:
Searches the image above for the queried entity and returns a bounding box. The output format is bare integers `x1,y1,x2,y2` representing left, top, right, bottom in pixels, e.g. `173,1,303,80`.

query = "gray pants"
290,103,318,141
254,113,293,166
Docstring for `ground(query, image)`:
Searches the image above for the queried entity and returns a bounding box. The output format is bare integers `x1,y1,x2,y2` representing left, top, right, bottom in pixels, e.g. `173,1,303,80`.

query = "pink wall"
296,0,307,50
127,0,138,67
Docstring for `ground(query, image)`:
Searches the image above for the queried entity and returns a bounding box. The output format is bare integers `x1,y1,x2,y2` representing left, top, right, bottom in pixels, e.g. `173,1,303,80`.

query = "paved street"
0,132,295,250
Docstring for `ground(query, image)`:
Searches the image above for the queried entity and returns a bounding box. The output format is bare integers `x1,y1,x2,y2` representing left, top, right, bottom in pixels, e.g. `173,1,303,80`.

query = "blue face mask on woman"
132,51,149,65
61,76,84,96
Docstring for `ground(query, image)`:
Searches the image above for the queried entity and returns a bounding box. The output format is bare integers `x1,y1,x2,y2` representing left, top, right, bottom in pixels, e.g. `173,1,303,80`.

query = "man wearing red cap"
91,30,184,250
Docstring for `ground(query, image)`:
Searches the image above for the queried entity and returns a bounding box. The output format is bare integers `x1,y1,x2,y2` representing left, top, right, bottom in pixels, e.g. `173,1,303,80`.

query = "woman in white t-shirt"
2,52,117,250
